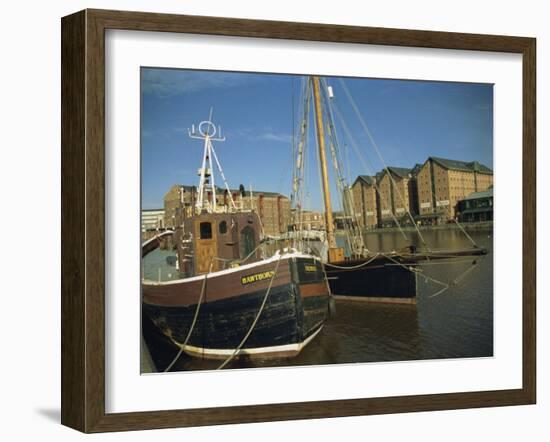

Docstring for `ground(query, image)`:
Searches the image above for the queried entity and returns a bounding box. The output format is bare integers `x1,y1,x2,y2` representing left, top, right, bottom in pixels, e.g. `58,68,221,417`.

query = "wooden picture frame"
61,8,536,433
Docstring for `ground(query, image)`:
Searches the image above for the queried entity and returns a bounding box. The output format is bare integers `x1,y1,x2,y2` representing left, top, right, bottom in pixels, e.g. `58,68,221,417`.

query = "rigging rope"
217,253,284,370
291,78,312,251
209,143,237,211
320,78,366,256
338,79,429,248
331,101,408,241
453,218,478,247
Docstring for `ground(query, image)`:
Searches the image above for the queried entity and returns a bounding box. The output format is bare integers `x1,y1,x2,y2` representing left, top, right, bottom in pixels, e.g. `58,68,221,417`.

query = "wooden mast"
311,76,344,262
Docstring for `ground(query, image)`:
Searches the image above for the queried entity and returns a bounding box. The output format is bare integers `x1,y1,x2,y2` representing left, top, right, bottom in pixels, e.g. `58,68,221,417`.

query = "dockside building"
457,187,493,222
351,175,378,229
141,208,165,232
376,167,416,227
350,156,493,228
163,184,291,236
416,157,493,223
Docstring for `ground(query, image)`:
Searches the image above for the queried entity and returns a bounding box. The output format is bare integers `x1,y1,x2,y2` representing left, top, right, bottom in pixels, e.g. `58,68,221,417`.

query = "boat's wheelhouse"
178,211,263,277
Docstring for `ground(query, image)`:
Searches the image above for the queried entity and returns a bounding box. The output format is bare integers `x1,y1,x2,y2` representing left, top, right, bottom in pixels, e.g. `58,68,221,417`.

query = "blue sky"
141,68,493,211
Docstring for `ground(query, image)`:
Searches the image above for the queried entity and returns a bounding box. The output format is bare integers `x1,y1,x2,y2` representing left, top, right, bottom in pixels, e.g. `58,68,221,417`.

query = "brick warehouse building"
376,167,416,227
416,157,493,223
350,156,493,228
351,175,378,229
297,210,326,231
163,184,291,236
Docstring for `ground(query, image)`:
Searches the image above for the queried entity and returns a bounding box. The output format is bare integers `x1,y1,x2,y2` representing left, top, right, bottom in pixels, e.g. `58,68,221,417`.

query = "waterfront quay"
365,221,493,234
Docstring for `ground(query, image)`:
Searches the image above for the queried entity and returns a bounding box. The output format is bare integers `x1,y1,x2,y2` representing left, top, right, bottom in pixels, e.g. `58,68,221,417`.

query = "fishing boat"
290,76,488,304
142,112,329,365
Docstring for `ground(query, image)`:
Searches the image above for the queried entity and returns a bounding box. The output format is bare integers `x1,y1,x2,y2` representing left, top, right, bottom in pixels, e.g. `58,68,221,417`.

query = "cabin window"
199,222,212,239
240,226,256,259
219,220,227,234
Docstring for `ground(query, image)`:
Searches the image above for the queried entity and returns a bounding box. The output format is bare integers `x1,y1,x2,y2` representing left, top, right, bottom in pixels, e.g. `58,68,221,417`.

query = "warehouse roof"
430,157,493,174
352,175,376,187
387,167,412,178
378,167,411,179
410,163,423,176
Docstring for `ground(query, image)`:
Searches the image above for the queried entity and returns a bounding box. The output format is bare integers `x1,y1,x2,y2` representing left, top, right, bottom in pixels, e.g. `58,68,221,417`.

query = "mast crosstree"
188,108,237,214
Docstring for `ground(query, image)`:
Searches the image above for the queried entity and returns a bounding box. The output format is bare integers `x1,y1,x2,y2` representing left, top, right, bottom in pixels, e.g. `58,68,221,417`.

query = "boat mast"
311,76,344,262
189,108,232,214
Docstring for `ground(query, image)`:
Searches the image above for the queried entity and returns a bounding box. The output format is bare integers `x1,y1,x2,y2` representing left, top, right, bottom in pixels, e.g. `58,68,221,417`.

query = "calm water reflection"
142,228,493,372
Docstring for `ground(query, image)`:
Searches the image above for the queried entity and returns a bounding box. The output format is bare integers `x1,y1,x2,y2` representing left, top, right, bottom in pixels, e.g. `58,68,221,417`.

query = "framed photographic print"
61,9,536,433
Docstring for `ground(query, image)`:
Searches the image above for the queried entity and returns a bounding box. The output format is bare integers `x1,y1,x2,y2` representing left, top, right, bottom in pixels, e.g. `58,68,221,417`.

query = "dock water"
141,227,493,373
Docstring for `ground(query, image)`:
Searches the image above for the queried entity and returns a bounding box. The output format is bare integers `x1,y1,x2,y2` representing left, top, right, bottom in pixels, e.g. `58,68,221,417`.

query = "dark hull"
142,255,329,359
325,247,486,303
325,256,417,304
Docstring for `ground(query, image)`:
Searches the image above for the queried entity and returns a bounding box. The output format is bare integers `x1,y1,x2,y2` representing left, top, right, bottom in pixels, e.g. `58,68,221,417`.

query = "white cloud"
256,132,292,143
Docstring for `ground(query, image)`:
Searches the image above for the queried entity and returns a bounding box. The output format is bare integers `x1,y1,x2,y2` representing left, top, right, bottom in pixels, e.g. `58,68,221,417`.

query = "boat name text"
241,271,275,285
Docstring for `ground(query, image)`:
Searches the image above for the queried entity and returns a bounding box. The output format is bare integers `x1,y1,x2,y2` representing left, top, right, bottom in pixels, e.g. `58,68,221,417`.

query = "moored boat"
323,246,487,303
324,255,418,303
142,111,330,364
143,249,328,359
291,76,488,303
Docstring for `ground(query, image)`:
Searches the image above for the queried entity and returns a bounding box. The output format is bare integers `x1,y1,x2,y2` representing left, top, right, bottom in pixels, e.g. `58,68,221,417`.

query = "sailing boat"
291,77,488,304
142,111,329,364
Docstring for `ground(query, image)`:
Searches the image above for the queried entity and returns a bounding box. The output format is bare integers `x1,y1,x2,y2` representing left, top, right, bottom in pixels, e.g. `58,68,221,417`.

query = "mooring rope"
452,218,478,247
428,285,452,298
217,253,283,370
163,259,213,372
450,258,484,286
380,253,447,285
379,252,484,299
425,257,485,298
